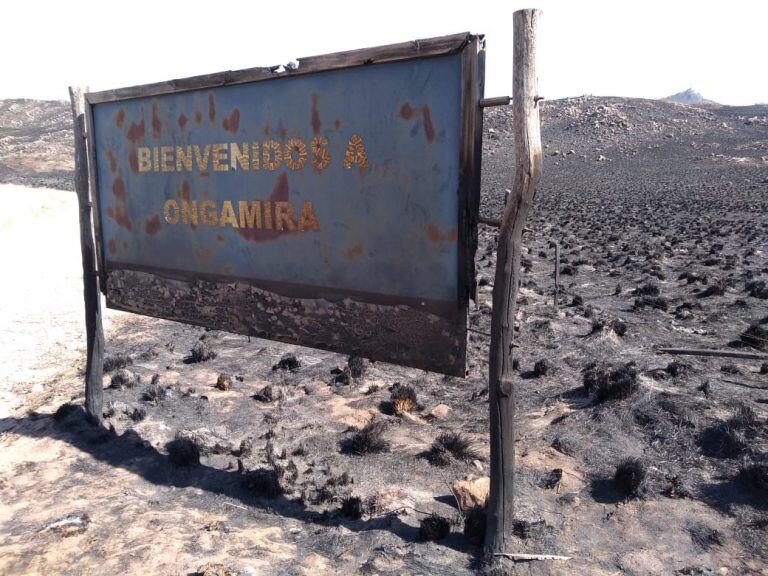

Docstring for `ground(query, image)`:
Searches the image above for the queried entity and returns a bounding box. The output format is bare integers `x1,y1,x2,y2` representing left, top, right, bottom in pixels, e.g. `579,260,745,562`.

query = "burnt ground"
0,96,767,575
0,99,73,190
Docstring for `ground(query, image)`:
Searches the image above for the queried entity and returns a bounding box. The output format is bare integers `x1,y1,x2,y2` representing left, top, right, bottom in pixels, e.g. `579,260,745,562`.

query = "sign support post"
485,8,542,556
69,86,105,424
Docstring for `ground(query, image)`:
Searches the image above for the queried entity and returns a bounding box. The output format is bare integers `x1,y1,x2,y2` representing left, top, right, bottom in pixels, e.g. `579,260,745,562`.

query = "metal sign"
85,33,484,376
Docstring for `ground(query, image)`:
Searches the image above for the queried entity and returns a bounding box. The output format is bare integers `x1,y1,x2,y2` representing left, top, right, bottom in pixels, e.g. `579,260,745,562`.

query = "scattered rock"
428,404,451,420
215,373,232,391
254,385,283,403
41,513,90,537
451,476,490,510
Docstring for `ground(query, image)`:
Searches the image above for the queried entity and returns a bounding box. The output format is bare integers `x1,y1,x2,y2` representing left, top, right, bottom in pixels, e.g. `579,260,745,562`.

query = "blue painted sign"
87,34,484,375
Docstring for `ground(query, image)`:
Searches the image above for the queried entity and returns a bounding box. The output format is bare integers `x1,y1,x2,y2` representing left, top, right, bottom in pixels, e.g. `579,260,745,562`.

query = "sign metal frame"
82,33,485,376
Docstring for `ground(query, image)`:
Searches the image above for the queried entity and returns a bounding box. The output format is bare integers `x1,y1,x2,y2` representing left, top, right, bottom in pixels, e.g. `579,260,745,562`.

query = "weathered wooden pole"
69,87,104,424
485,9,542,555
554,241,560,307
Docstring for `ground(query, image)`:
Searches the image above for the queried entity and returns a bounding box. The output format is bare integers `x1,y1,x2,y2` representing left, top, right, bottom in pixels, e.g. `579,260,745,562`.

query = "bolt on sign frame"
80,33,484,378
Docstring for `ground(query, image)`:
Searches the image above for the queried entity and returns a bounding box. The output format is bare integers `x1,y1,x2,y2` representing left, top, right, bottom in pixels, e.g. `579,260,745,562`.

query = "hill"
664,88,717,105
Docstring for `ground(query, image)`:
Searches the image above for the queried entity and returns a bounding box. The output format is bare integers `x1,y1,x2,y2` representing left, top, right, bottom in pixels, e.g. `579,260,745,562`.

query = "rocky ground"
0,96,766,575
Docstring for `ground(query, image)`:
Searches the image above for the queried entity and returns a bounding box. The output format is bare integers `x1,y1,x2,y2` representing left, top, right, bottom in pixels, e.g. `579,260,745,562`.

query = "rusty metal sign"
84,33,484,376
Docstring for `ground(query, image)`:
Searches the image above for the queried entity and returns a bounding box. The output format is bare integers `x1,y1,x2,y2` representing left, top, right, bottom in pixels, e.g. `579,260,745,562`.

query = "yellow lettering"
152,146,160,172
161,146,174,172
298,202,319,232
251,142,260,170
176,146,193,171
230,142,249,171
219,201,239,227
275,202,296,231
212,143,228,172
164,199,180,224
263,201,273,229
181,200,198,226
262,140,282,170
343,134,368,169
311,136,330,171
137,147,152,172
238,200,261,229
284,138,307,170
194,145,211,171
200,200,218,226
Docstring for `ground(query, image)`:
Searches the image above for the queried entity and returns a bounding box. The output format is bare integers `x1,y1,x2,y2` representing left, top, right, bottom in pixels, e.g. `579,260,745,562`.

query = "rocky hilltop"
664,88,717,105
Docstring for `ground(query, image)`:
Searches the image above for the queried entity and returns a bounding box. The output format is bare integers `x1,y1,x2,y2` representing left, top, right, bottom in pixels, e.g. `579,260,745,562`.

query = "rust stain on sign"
144,215,162,236
106,149,117,173
344,242,364,260
222,109,240,134
208,93,216,122
127,111,145,143
311,93,322,135
426,223,458,244
107,177,132,231
399,101,436,143
151,101,162,139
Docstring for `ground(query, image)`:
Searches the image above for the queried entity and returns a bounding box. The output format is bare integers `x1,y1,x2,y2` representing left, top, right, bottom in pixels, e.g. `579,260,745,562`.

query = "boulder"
451,475,490,510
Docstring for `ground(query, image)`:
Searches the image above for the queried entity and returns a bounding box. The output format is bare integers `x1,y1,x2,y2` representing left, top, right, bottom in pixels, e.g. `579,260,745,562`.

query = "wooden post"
69,87,104,424
485,9,542,555
554,241,560,307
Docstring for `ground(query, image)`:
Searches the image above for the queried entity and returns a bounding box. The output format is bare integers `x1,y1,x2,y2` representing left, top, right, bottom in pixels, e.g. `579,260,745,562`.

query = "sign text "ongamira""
163,198,319,232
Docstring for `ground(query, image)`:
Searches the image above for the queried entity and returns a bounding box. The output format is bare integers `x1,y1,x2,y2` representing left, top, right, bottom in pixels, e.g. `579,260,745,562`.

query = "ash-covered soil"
0,99,73,190
0,96,767,575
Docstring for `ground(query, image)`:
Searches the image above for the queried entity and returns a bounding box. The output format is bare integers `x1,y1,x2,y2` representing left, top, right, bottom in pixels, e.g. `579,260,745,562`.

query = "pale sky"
2,0,766,105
